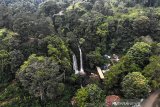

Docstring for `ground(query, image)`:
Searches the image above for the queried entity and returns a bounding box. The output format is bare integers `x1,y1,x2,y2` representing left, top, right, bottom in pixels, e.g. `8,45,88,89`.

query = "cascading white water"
78,46,85,75
72,46,86,75
73,54,79,75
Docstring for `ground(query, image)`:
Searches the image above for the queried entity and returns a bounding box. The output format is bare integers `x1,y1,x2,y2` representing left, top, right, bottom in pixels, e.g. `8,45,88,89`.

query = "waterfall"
78,46,85,75
73,54,79,75
72,46,85,75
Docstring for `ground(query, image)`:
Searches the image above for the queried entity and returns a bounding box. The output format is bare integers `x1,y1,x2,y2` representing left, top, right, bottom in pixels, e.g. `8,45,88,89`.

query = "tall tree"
17,54,65,105
45,35,71,73
0,50,11,83
122,72,150,99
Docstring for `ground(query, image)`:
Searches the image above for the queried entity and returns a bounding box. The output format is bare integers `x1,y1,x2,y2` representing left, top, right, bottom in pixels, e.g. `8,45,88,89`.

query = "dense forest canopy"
0,0,160,106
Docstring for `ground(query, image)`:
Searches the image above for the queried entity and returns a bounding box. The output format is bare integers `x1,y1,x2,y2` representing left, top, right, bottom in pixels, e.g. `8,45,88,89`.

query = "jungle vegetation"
0,0,160,106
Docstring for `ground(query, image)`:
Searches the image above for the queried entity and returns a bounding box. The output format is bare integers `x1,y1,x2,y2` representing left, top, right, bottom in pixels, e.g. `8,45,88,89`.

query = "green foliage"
13,14,54,39
0,28,20,50
17,54,64,101
9,50,24,73
75,84,105,107
75,86,88,107
122,72,150,99
104,42,151,93
120,8,142,20
126,42,151,67
45,35,71,72
39,1,60,17
0,82,41,107
67,2,87,13
142,56,160,90
79,38,85,45
52,86,73,107
92,0,105,14
0,50,11,83
133,16,150,36
87,47,106,68
1,0,160,106
104,56,141,94
151,43,160,55
0,83,21,102
96,22,108,38
0,5,12,28
0,82,72,107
